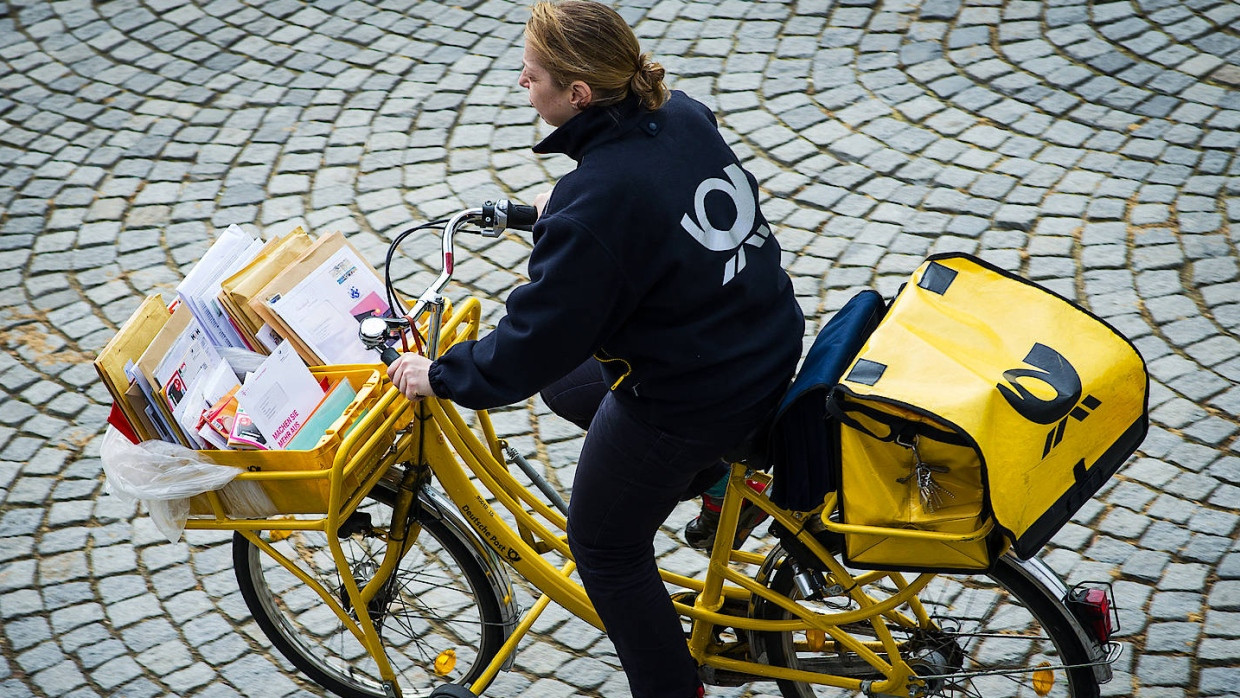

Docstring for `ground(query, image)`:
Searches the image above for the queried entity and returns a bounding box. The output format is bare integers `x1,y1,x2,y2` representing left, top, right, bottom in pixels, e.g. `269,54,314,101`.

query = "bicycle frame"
180,206,1111,697
181,292,949,697
382,299,956,697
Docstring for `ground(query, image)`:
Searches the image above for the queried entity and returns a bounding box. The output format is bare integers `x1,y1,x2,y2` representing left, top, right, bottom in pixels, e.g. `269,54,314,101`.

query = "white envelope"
235,342,324,449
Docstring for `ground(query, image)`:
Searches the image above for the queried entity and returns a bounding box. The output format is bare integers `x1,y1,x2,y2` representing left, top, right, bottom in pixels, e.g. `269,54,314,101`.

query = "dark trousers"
542,361,731,698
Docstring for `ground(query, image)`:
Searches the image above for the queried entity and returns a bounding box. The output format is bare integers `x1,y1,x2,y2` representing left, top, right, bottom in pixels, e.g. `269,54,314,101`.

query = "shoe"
684,480,769,550
684,501,721,549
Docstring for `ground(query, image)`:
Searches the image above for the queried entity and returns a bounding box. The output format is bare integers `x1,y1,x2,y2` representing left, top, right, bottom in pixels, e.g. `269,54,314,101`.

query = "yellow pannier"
830,254,1148,572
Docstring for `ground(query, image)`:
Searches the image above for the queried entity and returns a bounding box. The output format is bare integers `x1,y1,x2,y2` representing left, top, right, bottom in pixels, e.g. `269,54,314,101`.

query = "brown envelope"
92,294,171,435
248,231,383,366
219,226,313,344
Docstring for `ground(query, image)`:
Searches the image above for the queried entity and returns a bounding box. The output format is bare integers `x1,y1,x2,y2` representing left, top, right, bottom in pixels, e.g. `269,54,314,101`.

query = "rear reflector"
1066,583,1119,645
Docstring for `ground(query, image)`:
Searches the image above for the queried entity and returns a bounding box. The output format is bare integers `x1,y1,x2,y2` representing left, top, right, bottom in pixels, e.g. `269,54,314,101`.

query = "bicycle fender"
1010,555,1069,599
418,486,520,667
1007,555,1114,685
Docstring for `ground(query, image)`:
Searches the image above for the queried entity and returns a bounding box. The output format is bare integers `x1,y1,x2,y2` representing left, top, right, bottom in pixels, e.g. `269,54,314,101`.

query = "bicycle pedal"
699,664,761,687
336,511,374,539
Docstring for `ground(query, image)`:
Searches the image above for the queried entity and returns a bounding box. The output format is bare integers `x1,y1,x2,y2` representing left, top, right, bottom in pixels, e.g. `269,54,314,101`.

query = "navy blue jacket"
429,91,804,441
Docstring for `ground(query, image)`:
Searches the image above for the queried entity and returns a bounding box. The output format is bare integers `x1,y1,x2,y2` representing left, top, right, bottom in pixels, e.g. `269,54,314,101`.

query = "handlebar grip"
379,346,400,366
506,203,538,231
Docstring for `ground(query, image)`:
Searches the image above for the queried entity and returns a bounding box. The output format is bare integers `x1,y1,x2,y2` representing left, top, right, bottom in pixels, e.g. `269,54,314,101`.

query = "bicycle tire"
752,553,1100,698
233,485,505,698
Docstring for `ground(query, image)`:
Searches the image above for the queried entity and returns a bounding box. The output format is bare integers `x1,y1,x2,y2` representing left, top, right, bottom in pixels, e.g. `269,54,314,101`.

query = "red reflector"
1083,589,1113,641
445,251,454,274
1068,584,1117,644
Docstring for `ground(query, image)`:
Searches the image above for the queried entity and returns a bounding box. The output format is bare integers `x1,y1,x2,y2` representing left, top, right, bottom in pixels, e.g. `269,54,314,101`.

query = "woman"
389,2,804,695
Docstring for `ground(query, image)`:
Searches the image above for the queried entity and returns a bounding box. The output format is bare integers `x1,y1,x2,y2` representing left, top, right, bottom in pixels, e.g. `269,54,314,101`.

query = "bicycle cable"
371,219,450,359
384,218,450,316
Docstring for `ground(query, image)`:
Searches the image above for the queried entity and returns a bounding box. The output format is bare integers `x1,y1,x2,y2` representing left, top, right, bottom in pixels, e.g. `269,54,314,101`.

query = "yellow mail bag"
830,254,1148,572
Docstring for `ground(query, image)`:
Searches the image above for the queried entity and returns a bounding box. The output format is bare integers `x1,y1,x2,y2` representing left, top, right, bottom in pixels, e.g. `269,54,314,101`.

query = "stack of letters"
95,224,394,452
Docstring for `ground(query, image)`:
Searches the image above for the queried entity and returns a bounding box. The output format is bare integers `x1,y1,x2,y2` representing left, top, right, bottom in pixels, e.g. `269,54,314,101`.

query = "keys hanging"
896,434,954,512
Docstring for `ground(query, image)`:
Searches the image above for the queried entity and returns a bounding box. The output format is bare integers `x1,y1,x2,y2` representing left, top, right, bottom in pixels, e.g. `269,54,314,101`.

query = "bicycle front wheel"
233,485,505,698
752,553,1100,698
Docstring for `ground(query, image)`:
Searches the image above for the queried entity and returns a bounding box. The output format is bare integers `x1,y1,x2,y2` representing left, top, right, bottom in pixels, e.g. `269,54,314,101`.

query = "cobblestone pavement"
2,0,1240,696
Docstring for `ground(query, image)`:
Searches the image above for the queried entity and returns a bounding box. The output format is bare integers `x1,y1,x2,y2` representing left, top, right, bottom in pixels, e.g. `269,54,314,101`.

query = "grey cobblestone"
1149,591,1203,621
1204,610,1240,637
1138,654,1193,687
1122,550,1171,582
1183,535,1232,564
1,0,1237,696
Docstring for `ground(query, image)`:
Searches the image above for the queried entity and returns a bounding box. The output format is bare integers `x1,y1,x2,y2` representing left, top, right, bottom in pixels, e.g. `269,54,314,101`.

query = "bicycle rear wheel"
752,553,1100,697
233,485,505,698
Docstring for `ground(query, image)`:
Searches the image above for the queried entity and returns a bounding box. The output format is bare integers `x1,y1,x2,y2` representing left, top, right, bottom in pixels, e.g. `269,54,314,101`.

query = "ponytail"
630,53,669,111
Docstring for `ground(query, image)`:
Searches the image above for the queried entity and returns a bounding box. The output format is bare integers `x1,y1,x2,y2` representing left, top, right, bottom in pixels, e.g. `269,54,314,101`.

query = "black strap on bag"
824,394,971,448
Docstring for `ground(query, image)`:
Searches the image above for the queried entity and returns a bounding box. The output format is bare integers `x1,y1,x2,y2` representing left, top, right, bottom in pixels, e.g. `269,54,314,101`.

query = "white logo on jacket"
679,163,771,284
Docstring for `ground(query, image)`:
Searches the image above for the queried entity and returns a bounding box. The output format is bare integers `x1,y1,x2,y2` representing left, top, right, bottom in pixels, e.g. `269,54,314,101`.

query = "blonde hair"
525,1,669,111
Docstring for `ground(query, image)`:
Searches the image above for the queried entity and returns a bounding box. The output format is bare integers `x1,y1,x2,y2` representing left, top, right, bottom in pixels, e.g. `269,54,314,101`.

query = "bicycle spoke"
753,553,1098,697
235,493,505,698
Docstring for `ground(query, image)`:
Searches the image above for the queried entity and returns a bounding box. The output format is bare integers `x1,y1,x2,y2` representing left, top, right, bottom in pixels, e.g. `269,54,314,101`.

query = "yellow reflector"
806,629,827,651
268,530,292,542
1032,661,1054,696
434,649,457,676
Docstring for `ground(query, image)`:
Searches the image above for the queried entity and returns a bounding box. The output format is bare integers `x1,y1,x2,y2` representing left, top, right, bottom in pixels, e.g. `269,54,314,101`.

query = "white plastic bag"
100,427,276,543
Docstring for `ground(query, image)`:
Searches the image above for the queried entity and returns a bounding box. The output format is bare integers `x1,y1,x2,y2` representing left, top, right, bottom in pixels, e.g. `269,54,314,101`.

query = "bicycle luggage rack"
182,378,417,533
182,298,483,533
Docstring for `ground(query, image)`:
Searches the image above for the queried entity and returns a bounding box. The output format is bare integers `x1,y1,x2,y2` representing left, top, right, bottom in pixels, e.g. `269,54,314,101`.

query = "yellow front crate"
188,365,405,518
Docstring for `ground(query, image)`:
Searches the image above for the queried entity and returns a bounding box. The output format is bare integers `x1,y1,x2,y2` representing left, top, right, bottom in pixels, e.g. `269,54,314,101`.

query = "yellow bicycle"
184,203,1119,698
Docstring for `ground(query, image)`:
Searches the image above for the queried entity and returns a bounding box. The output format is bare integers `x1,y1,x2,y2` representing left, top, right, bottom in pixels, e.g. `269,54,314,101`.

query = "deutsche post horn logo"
679,164,771,285
997,343,1101,458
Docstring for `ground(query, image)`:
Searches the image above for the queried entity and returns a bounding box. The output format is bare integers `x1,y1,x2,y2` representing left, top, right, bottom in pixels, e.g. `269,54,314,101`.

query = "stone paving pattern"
2,0,1240,695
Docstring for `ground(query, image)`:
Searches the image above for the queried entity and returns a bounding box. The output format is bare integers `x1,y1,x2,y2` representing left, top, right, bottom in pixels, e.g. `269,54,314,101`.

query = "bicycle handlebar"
361,199,536,364
481,199,538,233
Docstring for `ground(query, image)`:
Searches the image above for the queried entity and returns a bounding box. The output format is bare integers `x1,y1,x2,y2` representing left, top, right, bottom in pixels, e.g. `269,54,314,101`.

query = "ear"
569,81,592,110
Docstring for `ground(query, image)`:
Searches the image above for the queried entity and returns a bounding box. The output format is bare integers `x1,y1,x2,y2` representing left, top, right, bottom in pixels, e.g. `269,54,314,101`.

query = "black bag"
767,290,886,510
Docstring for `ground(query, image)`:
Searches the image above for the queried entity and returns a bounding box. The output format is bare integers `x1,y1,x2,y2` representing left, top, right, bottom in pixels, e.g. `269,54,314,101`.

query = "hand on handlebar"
388,353,436,401
533,188,553,218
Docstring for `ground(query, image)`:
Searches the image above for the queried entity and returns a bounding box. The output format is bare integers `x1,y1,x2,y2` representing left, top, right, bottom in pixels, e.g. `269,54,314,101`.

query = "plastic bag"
100,426,276,543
